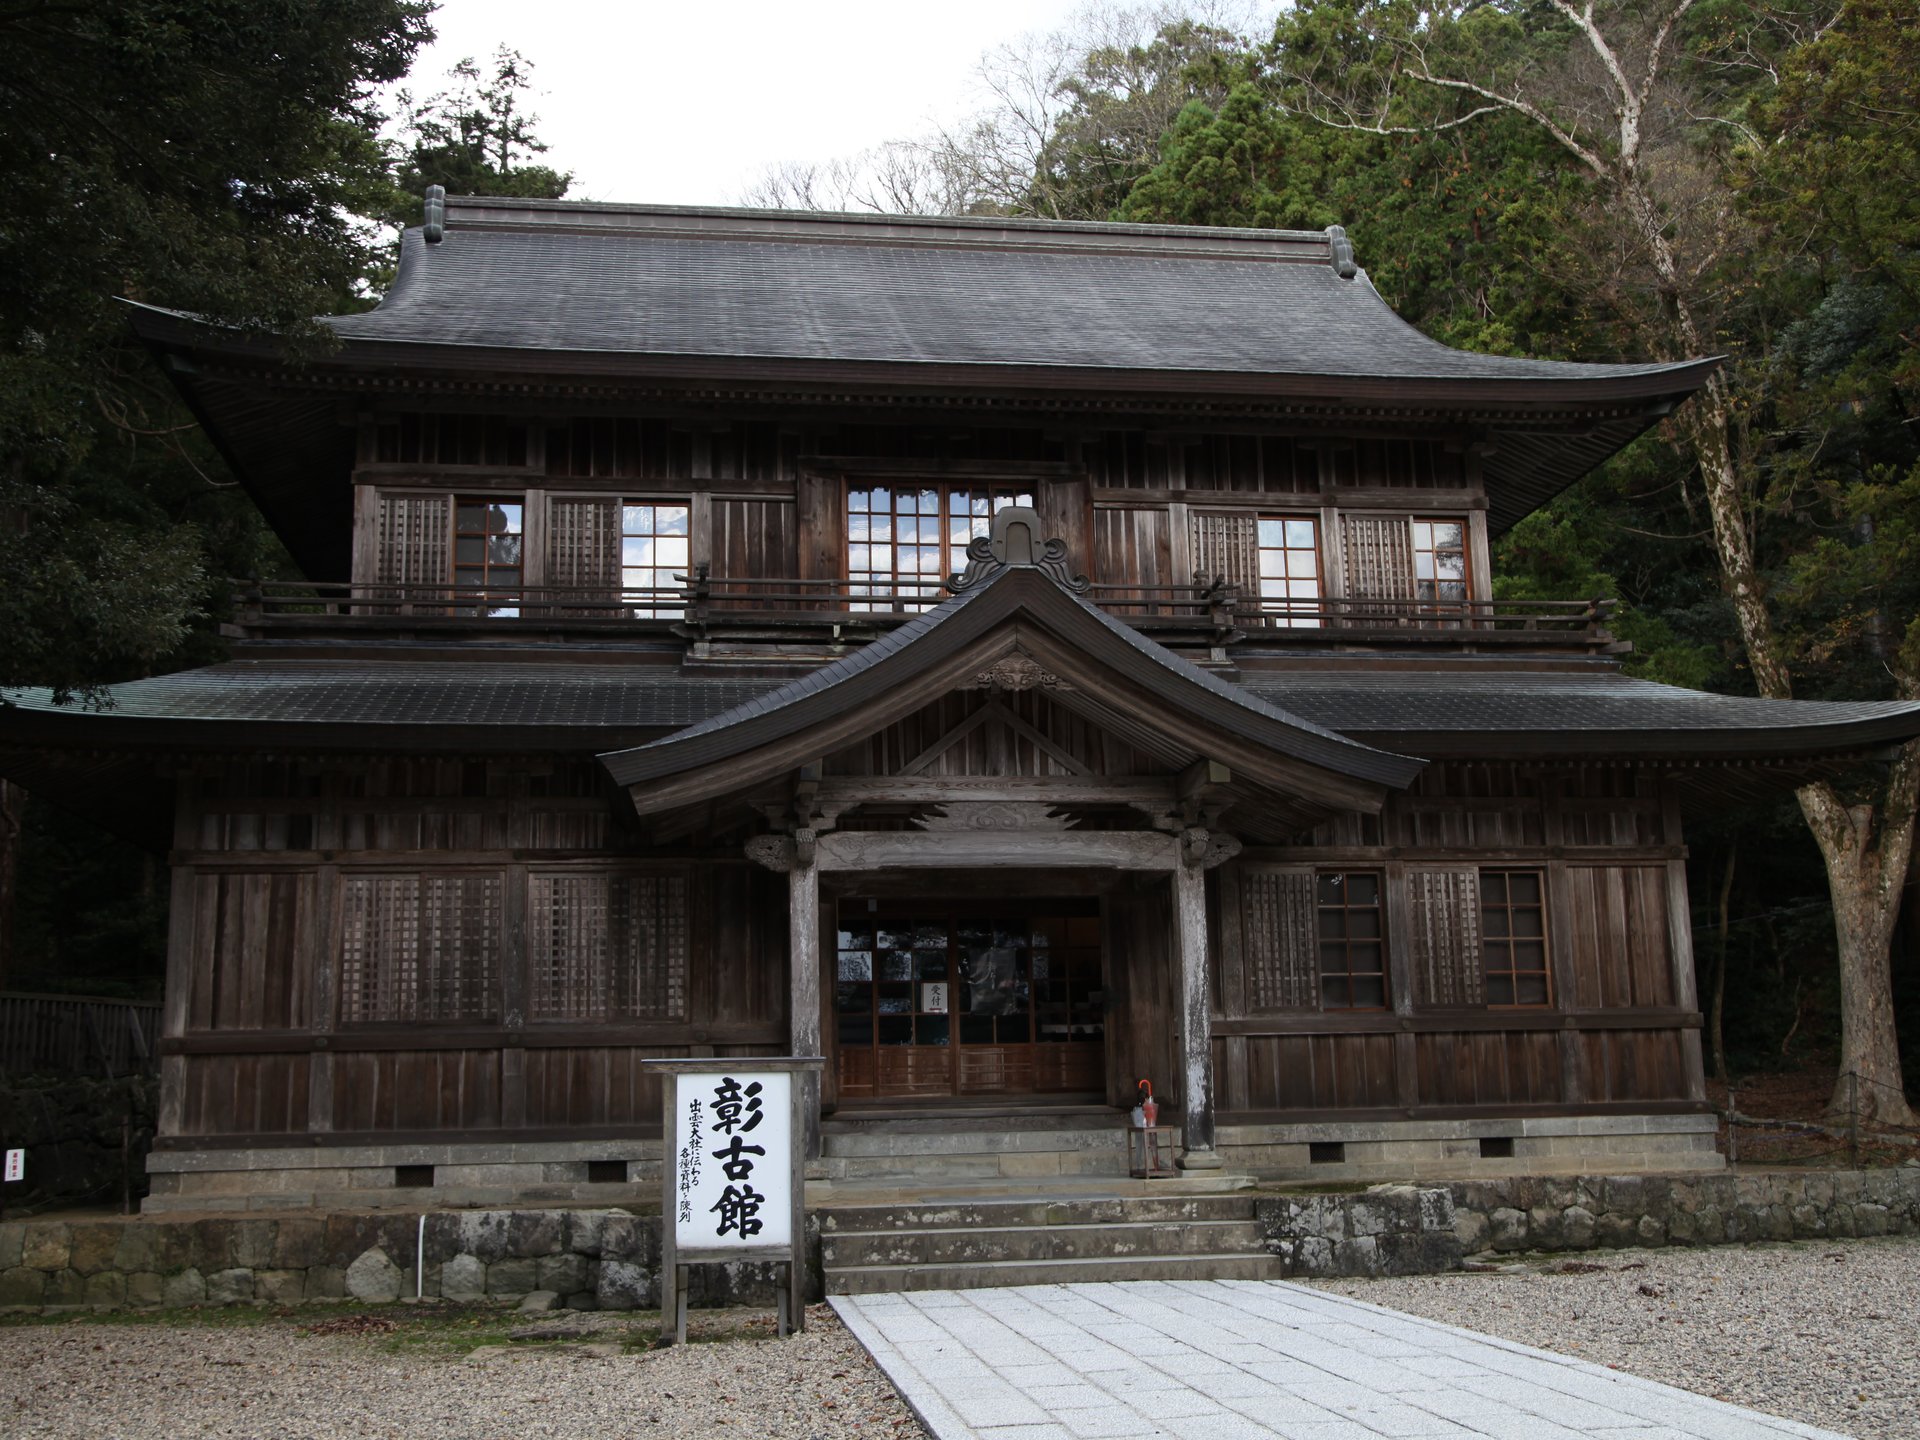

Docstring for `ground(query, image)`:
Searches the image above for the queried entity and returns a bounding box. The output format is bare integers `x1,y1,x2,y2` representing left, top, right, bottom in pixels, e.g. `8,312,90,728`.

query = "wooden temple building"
7,194,1920,1212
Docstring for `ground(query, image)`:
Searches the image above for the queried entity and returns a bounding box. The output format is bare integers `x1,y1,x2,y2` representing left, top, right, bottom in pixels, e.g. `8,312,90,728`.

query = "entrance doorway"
833,899,1105,1100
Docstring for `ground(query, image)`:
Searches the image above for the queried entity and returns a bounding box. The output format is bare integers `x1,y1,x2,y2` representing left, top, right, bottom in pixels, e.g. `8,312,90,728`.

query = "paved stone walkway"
830,1279,1849,1440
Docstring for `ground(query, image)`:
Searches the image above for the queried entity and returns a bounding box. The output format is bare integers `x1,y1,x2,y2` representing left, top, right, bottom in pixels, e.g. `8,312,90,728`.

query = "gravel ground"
1312,1235,1920,1440
0,1304,928,1440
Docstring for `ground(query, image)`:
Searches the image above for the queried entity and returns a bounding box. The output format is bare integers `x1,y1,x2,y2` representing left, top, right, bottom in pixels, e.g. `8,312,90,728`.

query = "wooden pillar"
789,856,822,1161
1172,854,1220,1167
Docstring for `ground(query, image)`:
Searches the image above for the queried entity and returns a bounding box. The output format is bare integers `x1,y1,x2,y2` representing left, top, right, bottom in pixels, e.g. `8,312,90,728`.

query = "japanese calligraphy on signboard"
670,1070,792,1252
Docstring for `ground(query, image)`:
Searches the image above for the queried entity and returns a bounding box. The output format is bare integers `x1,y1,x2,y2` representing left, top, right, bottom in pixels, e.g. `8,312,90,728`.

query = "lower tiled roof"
4,659,1917,759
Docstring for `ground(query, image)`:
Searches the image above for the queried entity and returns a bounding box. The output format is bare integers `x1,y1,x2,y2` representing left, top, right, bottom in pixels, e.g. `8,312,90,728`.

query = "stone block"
597,1260,651,1310
162,1268,207,1306
1635,1214,1668,1247
441,1254,487,1302
306,1266,346,1300
567,1210,614,1257
536,1253,590,1295
507,1211,567,1258
1856,1203,1891,1236
486,1258,537,1296
597,1214,643,1262
453,1211,516,1264
232,1220,277,1269
1488,1207,1528,1252
1453,1209,1490,1254
84,1271,127,1309
190,1218,243,1270
0,1225,21,1269
345,1248,402,1304
126,1273,164,1308
0,1266,47,1307
256,1270,305,1305
21,1223,71,1271
518,1290,560,1313
1330,1236,1379,1275
1594,1212,1637,1250
565,1291,598,1311
66,1224,122,1276
271,1219,327,1270
207,1268,255,1305
44,1269,85,1307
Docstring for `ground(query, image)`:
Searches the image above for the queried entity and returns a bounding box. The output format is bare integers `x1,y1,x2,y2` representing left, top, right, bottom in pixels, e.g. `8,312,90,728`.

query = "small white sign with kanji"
3,1149,22,1183
669,1070,791,1251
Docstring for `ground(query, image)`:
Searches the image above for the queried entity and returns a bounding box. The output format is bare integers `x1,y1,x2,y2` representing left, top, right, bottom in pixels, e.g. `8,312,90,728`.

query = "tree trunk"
1624,182,1914,1128
1799,763,1919,1125
0,778,20,992
1711,843,1734,1084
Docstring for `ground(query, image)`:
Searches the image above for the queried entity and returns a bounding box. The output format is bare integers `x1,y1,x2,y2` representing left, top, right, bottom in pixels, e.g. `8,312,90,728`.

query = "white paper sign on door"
3,1149,23,1183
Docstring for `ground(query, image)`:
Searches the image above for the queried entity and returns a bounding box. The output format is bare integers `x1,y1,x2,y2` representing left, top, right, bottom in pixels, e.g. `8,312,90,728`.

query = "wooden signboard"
644,1056,822,1343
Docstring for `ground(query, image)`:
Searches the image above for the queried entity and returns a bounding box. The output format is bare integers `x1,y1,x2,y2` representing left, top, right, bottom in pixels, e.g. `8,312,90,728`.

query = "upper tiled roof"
318,199,1707,387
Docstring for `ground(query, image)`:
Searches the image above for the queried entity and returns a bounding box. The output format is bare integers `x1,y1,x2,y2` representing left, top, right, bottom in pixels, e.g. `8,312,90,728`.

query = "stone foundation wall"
1446,1168,1920,1254
0,1208,818,1315
1257,1167,1920,1279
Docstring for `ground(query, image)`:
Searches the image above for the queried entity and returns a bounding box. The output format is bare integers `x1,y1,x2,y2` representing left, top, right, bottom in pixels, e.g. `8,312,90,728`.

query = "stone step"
820,1127,1130,1158
821,1218,1265,1268
818,1194,1256,1233
823,1251,1284,1295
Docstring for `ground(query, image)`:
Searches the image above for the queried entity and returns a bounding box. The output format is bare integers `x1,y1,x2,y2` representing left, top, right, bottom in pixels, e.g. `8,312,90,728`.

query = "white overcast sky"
394,0,1274,208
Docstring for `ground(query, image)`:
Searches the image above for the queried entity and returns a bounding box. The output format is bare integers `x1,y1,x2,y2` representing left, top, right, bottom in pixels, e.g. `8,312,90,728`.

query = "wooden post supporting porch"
1171,852,1221,1168
789,848,823,1163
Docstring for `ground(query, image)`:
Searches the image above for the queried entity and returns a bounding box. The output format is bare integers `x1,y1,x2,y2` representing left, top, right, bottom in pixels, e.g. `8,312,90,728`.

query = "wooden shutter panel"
530,871,689,1022
375,493,452,590
338,872,501,1023
1409,868,1484,1006
1340,515,1415,605
545,496,621,614
1242,867,1318,1010
1190,512,1258,588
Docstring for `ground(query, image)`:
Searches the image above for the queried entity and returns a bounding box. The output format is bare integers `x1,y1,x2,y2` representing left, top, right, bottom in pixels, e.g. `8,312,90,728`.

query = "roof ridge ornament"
1325,224,1356,279
947,505,1091,594
424,185,446,244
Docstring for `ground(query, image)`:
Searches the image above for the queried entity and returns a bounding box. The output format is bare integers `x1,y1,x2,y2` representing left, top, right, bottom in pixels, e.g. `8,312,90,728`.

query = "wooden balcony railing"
227,576,1622,653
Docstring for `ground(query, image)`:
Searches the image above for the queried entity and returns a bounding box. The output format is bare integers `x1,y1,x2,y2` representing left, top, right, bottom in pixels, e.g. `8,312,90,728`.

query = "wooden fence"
0,993,161,1078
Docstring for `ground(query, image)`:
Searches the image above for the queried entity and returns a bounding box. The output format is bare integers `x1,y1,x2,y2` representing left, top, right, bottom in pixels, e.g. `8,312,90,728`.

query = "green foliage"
380,46,573,231
0,0,436,697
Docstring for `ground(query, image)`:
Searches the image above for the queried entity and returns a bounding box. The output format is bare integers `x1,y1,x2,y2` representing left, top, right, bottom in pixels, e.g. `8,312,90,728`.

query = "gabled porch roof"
599,550,1425,838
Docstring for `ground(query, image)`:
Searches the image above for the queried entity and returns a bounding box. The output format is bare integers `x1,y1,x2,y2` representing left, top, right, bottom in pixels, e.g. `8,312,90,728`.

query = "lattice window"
1481,870,1550,1006
1191,513,1258,588
1340,514,1416,609
1241,868,1318,1010
1409,868,1484,1007
338,873,502,1023
847,484,1032,612
545,496,621,614
1317,871,1388,1009
529,871,689,1022
375,493,452,591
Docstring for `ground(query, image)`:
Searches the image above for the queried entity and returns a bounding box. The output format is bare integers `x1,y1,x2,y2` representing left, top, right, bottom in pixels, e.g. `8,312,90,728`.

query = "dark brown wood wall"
352,413,1484,596
159,757,787,1146
1212,761,1705,1119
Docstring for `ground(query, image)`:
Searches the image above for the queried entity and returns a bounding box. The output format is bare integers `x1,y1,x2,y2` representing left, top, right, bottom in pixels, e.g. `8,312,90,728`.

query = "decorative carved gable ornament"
947,505,1090,594
912,802,1078,833
965,653,1070,693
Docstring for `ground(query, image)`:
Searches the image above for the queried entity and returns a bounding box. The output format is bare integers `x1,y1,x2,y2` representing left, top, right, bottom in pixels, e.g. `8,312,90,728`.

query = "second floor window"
848,485,1033,611
621,503,691,614
454,498,523,616
1412,519,1470,608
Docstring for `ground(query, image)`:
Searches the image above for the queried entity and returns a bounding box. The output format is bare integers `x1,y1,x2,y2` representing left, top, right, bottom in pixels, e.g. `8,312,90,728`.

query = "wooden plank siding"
1216,761,1702,1118
162,757,788,1145
349,413,1487,599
